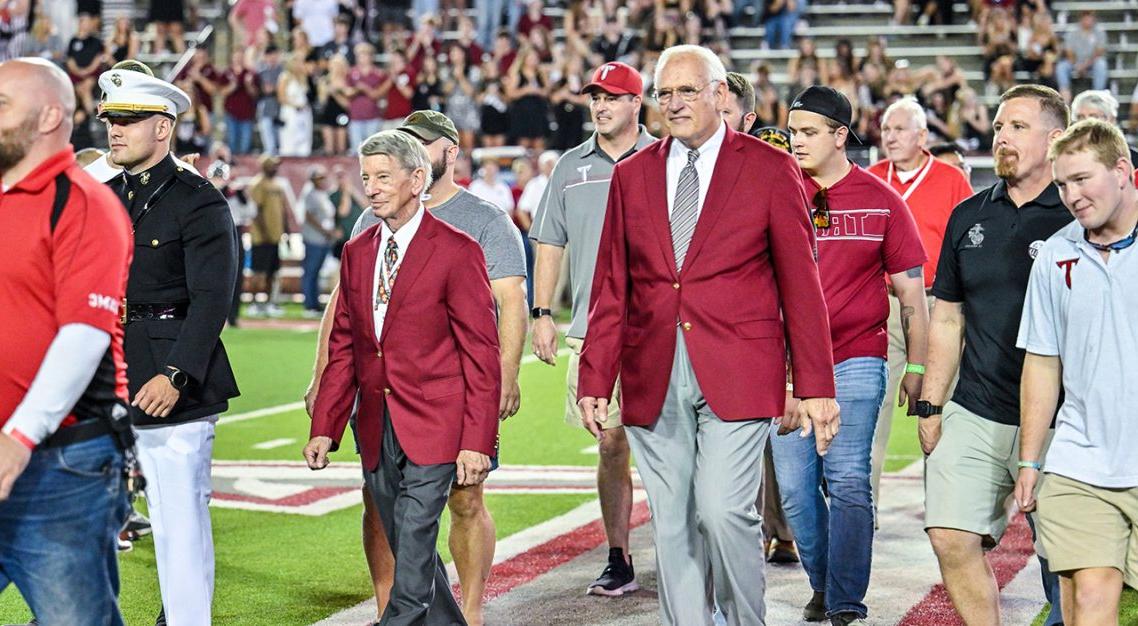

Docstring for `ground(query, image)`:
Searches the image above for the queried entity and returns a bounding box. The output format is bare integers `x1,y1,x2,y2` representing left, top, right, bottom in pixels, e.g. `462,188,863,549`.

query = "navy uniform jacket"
109,154,240,426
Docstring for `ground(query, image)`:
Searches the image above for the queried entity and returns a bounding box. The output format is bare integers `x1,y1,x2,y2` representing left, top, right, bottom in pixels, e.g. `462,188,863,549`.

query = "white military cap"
96,68,191,120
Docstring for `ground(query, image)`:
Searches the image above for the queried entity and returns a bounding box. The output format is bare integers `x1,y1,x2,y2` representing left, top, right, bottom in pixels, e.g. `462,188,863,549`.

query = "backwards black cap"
789,85,863,144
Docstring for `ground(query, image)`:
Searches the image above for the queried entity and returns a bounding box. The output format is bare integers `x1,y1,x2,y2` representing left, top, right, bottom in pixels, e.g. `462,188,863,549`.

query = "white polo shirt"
1017,219,1138,488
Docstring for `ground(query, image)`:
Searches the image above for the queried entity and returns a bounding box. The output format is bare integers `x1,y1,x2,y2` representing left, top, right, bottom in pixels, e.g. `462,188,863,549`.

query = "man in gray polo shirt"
306,111,526,625
1017,119,1138,626
531,61,654,596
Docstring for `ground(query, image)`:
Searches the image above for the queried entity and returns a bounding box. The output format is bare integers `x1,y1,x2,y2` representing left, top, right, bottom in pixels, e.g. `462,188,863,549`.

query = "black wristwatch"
166,367,189,390
530,307,553,320
914,400,943,418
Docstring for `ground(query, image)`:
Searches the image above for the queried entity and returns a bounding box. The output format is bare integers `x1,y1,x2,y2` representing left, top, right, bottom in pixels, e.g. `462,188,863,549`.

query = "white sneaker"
265,304,285,318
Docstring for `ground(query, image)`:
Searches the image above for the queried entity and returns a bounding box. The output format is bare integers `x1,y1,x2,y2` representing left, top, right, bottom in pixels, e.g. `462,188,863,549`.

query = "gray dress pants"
625,330,772,626
364,412,466,626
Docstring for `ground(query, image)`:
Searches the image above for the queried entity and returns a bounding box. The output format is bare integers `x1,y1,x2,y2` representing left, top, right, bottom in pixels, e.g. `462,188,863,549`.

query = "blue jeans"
258,115,279,155
0,435,129,625
771,356,887,619
349,119,382,154
764,10,799,49
226,115,254,155
1056,56,1108,91
302,241,330,311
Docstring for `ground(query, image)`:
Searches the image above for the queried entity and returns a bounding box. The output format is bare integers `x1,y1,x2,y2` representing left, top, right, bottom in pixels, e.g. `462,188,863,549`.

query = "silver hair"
1071,89,1119,122
654,45,727,89
538,150,560,168
358,129,433,191
882,96,927,130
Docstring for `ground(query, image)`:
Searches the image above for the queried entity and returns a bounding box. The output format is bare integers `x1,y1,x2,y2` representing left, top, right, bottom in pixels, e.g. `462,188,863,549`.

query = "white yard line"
217,401,305,426
252,438,296,450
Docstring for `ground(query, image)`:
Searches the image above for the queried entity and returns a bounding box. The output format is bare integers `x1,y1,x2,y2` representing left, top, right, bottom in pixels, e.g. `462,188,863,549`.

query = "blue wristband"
1017,461,1042,471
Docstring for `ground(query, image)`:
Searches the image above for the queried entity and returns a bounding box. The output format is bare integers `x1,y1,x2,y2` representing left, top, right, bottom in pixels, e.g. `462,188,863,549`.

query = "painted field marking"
252,438,296,450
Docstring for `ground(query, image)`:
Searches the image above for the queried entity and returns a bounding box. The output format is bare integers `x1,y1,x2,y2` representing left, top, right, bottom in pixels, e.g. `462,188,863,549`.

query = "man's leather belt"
124,302,189,323
40,419,115,449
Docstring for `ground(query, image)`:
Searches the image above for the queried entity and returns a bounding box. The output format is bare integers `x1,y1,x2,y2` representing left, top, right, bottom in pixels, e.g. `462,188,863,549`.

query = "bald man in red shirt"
867,97,973,509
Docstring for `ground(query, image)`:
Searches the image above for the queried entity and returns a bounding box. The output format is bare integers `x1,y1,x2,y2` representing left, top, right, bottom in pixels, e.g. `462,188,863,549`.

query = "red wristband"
7,429,37,451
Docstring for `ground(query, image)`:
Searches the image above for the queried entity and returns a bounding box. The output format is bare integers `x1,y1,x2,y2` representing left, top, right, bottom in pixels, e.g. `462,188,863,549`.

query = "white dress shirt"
666,120,727,219
372,204,424,339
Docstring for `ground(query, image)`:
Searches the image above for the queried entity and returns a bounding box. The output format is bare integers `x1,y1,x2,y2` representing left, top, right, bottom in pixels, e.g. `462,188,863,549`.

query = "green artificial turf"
14,324,1128,624
0,493,593,625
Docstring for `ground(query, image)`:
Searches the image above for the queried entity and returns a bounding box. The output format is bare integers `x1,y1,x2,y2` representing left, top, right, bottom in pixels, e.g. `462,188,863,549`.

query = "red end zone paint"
454,500,653,602
212,486,357,507
897,513,1036,625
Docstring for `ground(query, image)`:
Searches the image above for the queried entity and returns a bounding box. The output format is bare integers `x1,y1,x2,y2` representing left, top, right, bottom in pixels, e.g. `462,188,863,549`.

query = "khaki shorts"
924,401,1053,547
1036,472,1138,587
564,337,623,430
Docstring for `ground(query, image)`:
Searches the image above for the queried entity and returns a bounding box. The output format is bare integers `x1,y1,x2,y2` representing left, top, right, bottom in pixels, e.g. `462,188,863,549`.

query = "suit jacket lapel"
681,127,744,274
644,138,679,280
379,212,438,344
354,228,383,349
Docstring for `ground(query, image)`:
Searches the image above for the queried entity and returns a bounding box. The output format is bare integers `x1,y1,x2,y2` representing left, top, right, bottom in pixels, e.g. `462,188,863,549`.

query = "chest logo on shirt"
1029,240,1045,259
966,223,985,248
1056,257,1079,289
577,164,592,183
814,209,888,242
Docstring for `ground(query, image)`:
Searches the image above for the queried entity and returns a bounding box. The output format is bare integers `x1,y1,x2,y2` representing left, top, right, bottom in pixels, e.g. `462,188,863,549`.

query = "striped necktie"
671,148,700,270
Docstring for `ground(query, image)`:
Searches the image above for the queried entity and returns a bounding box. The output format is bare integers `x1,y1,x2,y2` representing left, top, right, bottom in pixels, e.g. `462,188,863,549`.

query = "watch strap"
531,307,553,319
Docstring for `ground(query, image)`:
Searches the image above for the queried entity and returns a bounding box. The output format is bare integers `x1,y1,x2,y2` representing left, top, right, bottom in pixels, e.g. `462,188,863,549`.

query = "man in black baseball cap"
789,85,862,144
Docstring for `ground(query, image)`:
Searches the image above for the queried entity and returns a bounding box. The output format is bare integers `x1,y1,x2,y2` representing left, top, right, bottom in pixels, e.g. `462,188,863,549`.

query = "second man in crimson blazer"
305,130,500,626
577,45,839,626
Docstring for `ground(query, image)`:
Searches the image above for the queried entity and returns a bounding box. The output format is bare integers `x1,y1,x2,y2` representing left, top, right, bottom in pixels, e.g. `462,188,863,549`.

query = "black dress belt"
124,302,190,323
40,419,115,449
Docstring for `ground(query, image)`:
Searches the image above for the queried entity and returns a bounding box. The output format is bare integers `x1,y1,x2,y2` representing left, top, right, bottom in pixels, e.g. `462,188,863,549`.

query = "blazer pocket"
422,374,464,400
736,319,782,339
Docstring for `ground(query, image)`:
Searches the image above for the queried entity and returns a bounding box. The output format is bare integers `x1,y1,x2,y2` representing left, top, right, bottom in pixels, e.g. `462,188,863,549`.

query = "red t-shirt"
383,68,417,120
0,148,132,430
867,152,973,288
802,164,927,364
218,67,259,120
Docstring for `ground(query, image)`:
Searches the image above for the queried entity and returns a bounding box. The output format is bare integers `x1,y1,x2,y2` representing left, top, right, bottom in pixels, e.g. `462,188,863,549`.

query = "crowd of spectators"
0,0,1129,167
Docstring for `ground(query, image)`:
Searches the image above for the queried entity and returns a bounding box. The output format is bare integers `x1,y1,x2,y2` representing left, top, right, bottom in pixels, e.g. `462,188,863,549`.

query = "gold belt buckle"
120,297,128,325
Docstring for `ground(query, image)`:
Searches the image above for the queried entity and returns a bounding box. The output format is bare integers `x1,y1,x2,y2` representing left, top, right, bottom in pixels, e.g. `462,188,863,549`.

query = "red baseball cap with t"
582,62,643,97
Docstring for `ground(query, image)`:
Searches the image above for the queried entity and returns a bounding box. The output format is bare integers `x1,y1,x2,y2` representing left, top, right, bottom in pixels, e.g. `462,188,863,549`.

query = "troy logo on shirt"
1056,258,1079,289
814,209,888,241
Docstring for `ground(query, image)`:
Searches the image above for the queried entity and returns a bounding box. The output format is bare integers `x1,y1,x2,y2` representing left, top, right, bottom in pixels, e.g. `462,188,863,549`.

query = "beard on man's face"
429,154,447,191
994,149,1019,179
0,112,39,173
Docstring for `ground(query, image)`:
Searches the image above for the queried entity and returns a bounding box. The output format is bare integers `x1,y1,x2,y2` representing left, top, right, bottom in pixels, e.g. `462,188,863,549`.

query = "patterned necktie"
671,148,700,271
376,236,399,306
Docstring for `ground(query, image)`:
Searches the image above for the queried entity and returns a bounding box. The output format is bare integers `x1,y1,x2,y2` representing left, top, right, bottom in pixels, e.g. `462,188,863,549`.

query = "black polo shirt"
931,181,1072,426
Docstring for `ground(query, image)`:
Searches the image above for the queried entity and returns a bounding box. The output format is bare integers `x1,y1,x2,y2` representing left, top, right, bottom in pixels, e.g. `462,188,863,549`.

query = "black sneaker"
122,510,152,540
830,612,867,626
586,547,639,596
803,590,827,622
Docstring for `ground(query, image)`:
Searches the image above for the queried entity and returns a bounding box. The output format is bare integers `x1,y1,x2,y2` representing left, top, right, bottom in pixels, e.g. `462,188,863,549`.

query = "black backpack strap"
50,173,71,233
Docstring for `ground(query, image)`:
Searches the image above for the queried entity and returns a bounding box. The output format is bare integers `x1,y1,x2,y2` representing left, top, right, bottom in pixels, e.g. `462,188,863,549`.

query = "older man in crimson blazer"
305,130,500,626
577,45,840,626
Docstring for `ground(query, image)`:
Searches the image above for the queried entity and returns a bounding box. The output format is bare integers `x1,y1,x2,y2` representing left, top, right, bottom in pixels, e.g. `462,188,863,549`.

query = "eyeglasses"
812,188,830,229
652,80,717,104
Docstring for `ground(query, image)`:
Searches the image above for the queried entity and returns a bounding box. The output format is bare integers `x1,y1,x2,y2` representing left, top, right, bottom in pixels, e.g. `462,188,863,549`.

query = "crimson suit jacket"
578,126,836,425
311,210,501,470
